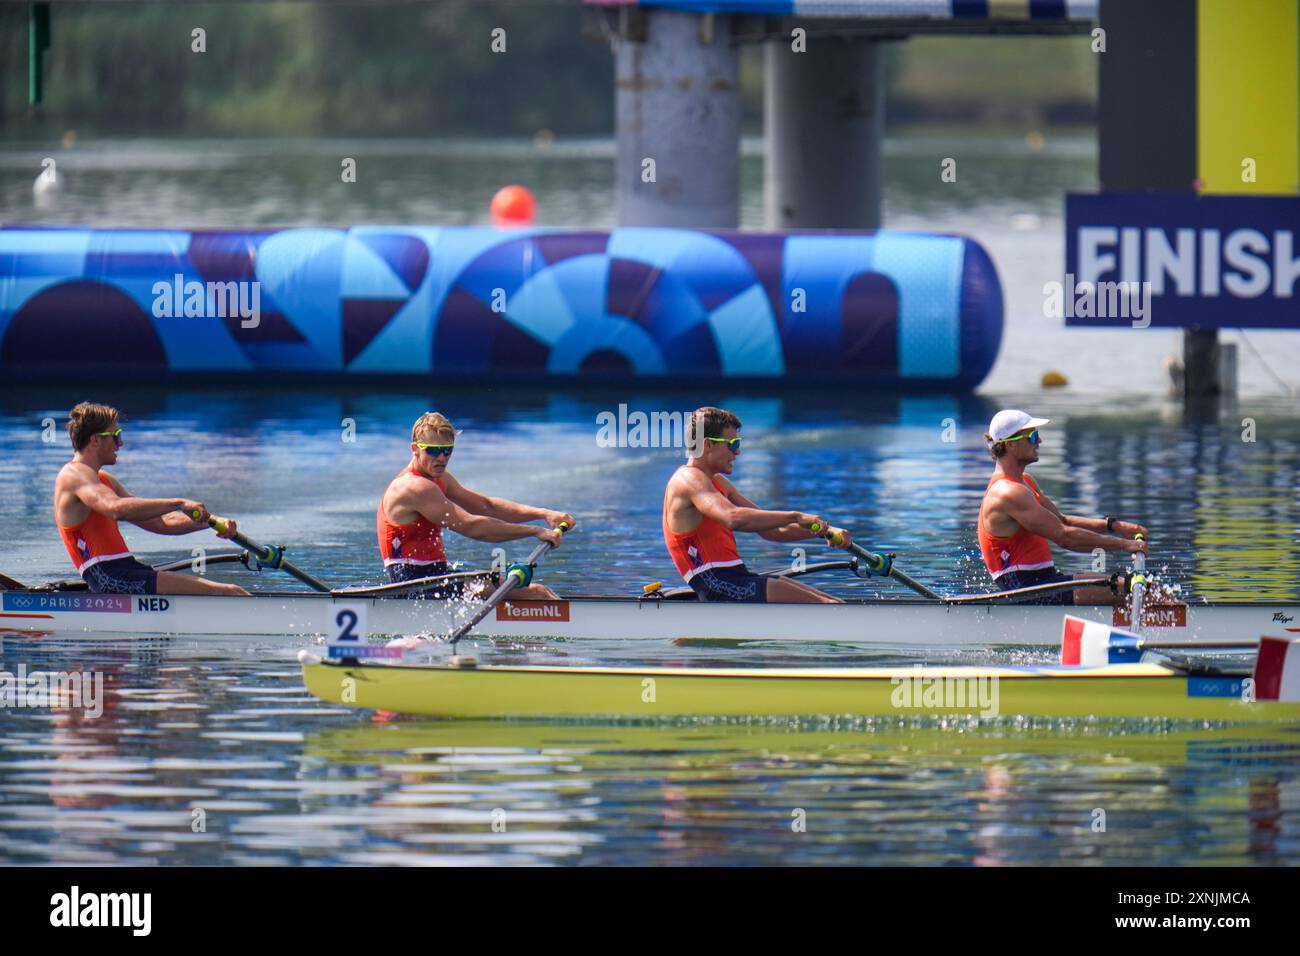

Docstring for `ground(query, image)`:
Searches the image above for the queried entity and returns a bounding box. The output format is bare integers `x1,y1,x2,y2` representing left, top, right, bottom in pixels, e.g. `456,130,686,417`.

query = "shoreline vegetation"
2,4,1095,139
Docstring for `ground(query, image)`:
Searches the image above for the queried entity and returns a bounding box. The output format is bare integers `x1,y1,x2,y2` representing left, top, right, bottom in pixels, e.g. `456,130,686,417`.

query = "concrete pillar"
1183,328,1220,397
765,34,885,229
615,11,741,228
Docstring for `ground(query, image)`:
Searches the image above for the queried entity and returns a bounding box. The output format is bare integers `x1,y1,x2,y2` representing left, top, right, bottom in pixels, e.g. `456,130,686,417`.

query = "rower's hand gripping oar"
447,522,570,649
189,511,330,592
811,523,942,601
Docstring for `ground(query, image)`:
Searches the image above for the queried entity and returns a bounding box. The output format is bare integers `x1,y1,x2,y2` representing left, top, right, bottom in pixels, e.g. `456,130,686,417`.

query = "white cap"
987,409,1051,443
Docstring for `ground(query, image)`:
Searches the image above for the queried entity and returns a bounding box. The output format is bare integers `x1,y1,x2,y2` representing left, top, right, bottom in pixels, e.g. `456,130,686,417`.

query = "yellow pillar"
1197,0,1300,194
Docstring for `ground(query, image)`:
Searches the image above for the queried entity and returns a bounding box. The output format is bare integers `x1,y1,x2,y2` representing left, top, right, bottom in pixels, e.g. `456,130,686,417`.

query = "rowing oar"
1129,533,1148,632
447,523,569,649
332,569,497,599
1,552,251,593
814,524,942,600
190,512,330,592
151,551,252,574
942,576,1111,605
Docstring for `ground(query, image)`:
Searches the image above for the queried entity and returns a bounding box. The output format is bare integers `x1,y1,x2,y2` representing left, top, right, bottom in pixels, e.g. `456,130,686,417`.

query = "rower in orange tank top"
663,476,743,581
978,474,1054,579
59,473,135,572
979,408,1151,606
51,402,247,597
377,466,448,568
661,406,852,604
376,411,574,600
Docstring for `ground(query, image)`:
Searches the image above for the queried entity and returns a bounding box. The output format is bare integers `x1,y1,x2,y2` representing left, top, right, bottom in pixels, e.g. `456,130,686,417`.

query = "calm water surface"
2,637,1299,866
2,135,1299,865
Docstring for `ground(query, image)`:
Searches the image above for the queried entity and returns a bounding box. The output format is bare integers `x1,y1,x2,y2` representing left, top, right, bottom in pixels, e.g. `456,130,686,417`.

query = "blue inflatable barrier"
0,225,1002,389
584,1,1095,20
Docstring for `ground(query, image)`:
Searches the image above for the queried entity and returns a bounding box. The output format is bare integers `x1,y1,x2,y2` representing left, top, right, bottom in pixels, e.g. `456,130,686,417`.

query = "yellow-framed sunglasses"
416,442,454,459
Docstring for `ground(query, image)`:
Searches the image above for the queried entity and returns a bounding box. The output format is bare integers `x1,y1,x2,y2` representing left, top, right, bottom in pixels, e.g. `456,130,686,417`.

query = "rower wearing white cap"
978,409,1148,606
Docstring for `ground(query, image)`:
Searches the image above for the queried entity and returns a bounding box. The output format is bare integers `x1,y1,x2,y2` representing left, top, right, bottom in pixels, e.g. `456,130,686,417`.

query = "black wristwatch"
1105,516,1115,532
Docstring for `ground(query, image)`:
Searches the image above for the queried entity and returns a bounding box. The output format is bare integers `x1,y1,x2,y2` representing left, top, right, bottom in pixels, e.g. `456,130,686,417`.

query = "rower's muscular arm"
65,468,190,526
134,512,208,534
687,474,809,534
439,471,573,528
98,473,206,535
998,484,1136,553
1039,492,1148,540
1062,514,1109,533
410,480,554,544
722,482,821,542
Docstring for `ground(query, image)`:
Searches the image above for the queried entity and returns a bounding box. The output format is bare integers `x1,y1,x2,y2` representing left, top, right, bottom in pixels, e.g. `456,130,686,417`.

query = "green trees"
1,2,613,136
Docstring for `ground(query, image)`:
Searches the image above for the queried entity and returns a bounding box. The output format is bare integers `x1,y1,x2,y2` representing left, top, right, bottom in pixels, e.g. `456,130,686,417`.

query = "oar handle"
193,512,261,556
191,510,330,592
1127,533,1149,631
809,521,845,548
1131,532,1147,572
809,522,942,600
448,522,570,648
810,522,886,573
532,520,570,557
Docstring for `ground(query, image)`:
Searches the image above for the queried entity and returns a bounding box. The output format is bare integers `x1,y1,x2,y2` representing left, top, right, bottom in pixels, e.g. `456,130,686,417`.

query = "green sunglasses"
416,442,454,458
1003,429,1040,445
705,436,741,452
96,428,123,443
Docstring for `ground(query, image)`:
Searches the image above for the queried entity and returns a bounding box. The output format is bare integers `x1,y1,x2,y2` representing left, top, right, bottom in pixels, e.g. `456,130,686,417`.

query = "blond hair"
411,412,456,444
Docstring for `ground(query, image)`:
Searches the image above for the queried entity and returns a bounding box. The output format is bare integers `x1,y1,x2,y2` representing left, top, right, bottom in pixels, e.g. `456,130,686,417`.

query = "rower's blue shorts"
82,557,159,595
688,565,768,603
996,567,1075,606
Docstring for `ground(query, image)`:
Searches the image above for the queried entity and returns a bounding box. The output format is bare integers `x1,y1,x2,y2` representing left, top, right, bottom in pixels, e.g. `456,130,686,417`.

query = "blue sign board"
1064,192,1300,330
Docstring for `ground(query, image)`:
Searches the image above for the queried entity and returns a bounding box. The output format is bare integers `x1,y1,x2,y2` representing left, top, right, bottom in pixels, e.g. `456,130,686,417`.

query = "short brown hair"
411,411,456,444
687,406,741,456
67,402,120,451
985,434,1008,460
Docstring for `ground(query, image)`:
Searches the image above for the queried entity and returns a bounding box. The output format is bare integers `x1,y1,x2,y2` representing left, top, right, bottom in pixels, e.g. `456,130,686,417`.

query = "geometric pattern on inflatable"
583,1,1095,21
0,225,1002,388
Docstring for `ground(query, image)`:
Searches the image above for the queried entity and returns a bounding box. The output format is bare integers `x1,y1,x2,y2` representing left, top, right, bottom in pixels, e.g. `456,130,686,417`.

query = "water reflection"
4,630,1298,865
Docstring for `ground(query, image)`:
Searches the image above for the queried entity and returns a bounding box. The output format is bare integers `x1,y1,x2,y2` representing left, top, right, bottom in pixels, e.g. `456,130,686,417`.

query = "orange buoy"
490,185,536,226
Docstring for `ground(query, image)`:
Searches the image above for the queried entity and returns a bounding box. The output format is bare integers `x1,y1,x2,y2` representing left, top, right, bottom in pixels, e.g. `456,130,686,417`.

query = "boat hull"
2,590,1296,645
301,659,1300,723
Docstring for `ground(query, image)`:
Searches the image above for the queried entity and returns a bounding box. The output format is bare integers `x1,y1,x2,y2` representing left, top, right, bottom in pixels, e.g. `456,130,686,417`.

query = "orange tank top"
663,477,743,582
58,472,133,572
377,466,448,566
978,473,1054,579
